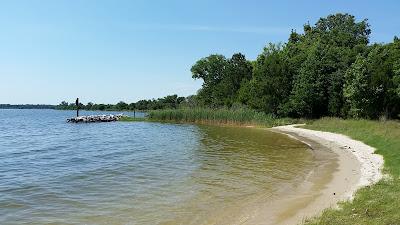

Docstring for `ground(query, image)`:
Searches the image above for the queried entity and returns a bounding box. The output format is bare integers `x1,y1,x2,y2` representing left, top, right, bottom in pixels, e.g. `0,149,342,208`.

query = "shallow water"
0,109,315,225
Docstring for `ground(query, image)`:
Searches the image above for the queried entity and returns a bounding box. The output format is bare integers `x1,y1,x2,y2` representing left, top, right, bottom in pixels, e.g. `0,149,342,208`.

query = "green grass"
147,107,301,127
303,118,400,225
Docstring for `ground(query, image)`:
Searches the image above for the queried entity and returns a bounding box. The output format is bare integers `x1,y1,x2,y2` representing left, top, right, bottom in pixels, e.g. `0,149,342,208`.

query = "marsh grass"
147,107,300,127
118,116,147,122
303,118,400,225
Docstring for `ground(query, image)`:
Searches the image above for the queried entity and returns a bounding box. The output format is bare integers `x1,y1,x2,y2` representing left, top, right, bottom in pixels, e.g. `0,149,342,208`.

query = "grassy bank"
147,107,300,127
304,118,400,225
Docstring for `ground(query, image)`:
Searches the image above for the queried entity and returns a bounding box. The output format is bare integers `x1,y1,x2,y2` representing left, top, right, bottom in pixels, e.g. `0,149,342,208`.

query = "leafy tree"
97,104,106,111
180,95,200,108
191,53,252,107
86,102,94,110
283,13,371,117
191,54,228,106
394,60,400,98
391,38,400,109
343,55,371,117
344,42,400,118
159,95,179,109
128,103,136,110
222,53,253,106
116,101,128,110
239,44,292,115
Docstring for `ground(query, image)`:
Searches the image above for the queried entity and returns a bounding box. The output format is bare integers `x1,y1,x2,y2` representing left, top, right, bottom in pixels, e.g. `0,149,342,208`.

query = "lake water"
0,109,316,225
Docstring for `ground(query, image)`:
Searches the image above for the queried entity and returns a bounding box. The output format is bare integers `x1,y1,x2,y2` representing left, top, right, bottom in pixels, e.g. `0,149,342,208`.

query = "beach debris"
341,145,352,149
67,114,123,123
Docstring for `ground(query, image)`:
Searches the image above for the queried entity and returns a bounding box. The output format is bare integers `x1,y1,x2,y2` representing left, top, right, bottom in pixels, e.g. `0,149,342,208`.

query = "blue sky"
1,0,399,104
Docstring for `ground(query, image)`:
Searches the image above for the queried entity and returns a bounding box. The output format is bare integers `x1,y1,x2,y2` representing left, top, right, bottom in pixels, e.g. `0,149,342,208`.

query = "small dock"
67,114,123,123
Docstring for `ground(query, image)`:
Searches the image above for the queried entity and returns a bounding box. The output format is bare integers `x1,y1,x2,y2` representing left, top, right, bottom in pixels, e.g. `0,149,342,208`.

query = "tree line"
0,104,55,109
57,13,400,119
55,94,190,111
191,13,400,119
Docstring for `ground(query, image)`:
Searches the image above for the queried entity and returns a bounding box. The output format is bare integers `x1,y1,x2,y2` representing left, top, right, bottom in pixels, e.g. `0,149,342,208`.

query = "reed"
118,116,147,122
147,107,299,127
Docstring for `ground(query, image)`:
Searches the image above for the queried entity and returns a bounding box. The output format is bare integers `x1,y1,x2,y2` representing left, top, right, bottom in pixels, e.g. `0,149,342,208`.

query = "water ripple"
0,109,314,225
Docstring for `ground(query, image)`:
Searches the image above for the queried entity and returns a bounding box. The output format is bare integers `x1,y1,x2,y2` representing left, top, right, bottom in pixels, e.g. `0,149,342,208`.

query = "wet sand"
248,124,384,225
157,124,384,225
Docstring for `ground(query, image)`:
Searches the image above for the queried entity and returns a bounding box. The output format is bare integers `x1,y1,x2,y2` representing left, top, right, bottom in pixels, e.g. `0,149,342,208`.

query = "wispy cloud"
129,24,295,35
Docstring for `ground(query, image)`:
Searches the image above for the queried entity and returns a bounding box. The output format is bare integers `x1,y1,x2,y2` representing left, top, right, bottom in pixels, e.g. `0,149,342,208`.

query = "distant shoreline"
0,107,148,113
0,104,56,109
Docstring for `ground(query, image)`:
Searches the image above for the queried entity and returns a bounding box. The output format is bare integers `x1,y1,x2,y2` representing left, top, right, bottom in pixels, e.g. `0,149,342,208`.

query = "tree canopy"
190,13,400,119
56,13,400,119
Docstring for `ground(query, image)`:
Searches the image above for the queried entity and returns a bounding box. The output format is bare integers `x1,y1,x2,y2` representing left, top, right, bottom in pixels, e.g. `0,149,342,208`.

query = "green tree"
86,102,94,110
343,55,371,117
159,95,179,109
191,54,228,106
239,44,292,115
283,13,370,117
128,103,136,110
343,42,400,119
115,101,128,110
394,60,400,98
222,53,253,106
191,53,252,107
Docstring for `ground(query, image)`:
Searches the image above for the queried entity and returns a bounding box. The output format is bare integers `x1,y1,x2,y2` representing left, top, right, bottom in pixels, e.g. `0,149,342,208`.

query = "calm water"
0,109,315,225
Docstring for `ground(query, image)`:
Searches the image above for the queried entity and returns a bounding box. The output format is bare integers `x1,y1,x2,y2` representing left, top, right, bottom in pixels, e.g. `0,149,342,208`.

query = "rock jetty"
67,114,123,123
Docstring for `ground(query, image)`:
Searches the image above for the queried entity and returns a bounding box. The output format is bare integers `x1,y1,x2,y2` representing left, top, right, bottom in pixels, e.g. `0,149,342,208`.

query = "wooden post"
133,104,136,118
76,98,79,117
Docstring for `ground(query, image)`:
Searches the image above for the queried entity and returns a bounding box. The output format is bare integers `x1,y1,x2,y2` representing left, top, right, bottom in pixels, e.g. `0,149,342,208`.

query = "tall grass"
147,107,299,127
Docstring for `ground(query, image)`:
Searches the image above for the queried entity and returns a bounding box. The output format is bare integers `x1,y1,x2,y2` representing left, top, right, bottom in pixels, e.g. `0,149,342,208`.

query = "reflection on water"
0,110,314,225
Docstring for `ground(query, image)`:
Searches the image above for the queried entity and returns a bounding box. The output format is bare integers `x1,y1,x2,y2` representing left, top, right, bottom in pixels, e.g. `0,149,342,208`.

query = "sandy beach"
253,124,385,225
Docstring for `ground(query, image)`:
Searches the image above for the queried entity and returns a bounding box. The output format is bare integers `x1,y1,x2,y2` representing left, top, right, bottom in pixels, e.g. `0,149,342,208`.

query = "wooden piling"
75,98,79,117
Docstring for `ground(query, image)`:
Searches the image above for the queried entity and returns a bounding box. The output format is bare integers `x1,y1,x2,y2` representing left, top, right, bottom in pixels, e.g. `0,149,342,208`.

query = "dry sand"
253,124,384,225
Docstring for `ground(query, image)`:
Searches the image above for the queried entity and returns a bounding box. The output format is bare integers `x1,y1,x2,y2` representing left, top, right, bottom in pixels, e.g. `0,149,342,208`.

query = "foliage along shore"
55,94,187,111
118,107,300,127
57,13,400,120
0,104,55,109
145,107,301,127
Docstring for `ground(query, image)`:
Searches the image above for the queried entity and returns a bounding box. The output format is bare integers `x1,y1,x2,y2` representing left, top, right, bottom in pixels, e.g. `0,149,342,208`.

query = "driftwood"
67,114,123,123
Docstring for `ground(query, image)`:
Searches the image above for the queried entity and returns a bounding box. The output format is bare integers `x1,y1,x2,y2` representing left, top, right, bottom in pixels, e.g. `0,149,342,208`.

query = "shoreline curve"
267,124,384,224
